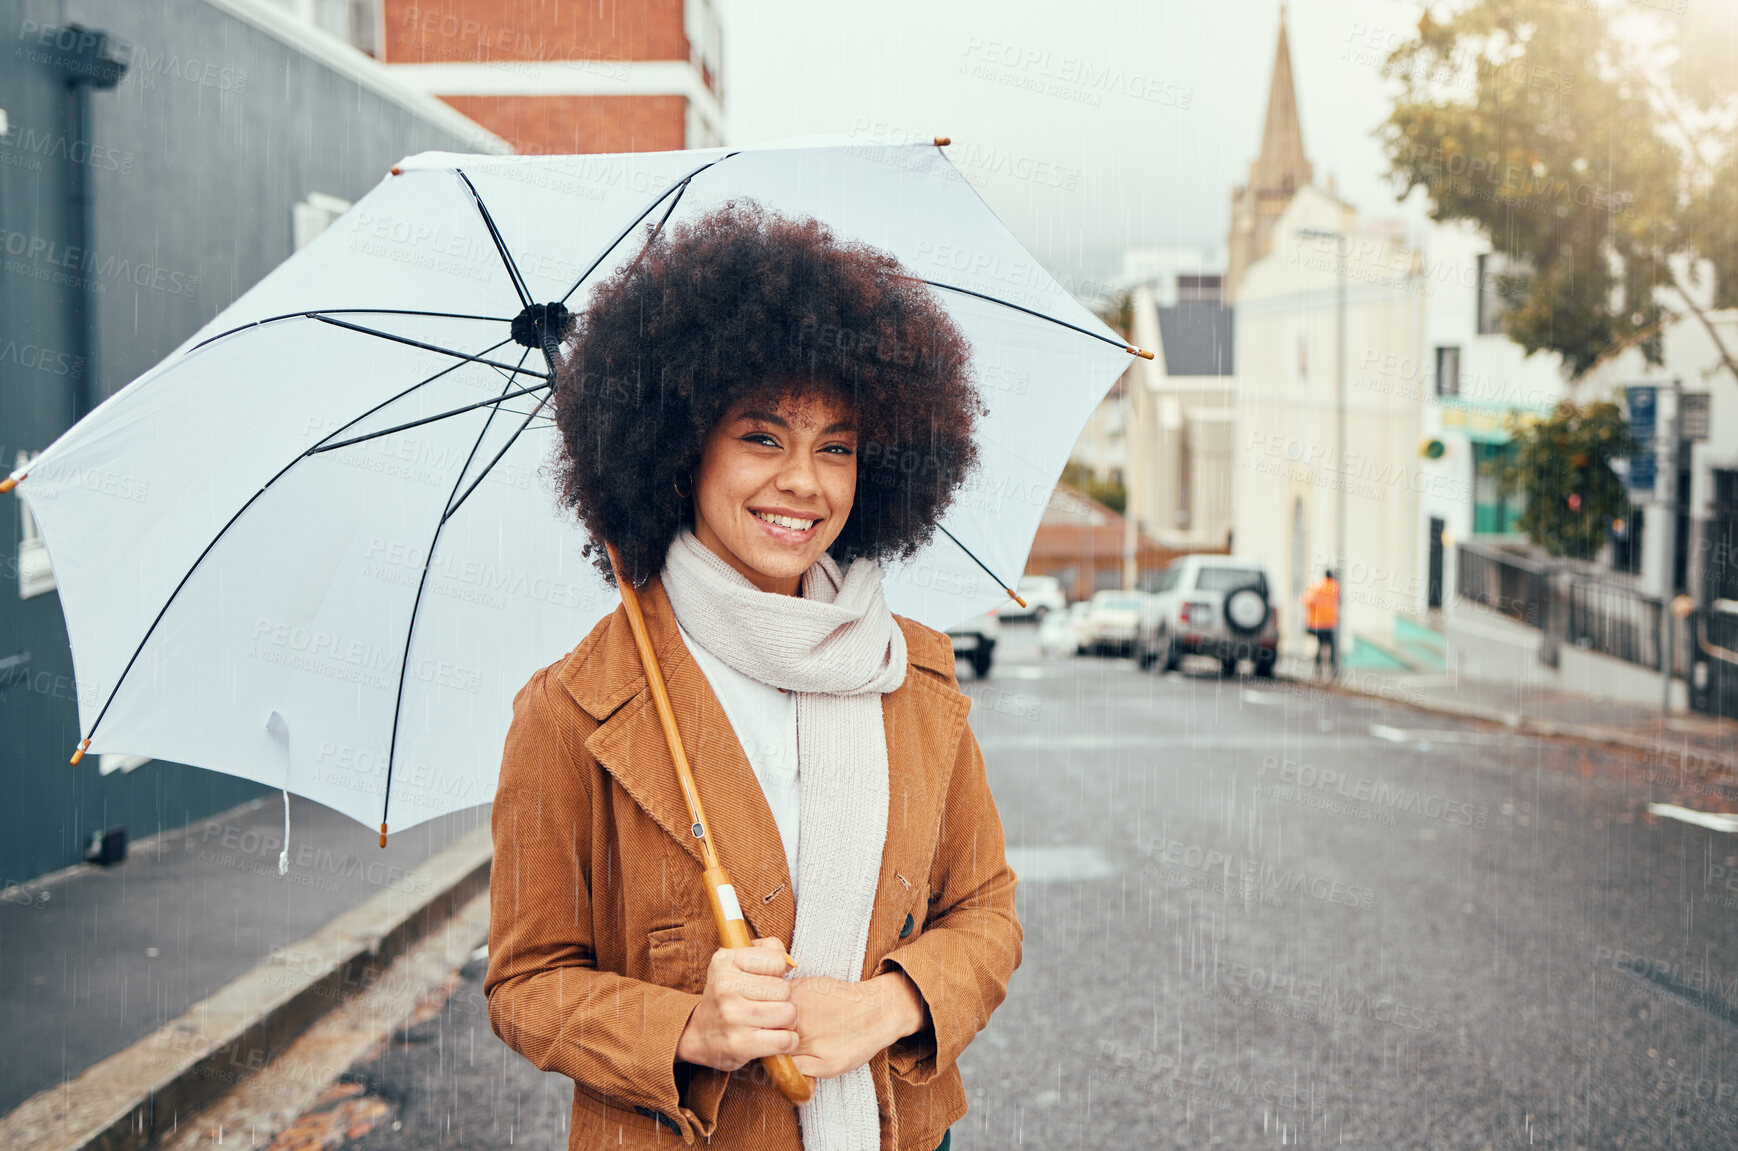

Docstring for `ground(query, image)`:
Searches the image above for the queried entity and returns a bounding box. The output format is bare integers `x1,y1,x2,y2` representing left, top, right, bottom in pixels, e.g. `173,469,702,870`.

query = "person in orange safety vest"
1301,569,1339,677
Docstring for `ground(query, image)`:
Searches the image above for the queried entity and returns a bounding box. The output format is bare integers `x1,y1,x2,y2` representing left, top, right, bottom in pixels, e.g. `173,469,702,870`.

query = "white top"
676,620,802,897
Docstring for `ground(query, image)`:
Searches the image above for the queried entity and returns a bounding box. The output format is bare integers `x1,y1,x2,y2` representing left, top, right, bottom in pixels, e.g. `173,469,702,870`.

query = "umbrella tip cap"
389,165,403,176
1131,346,1155,360
70,738,90,766
0,476,16,493
933,136,950,147
379,822,388,848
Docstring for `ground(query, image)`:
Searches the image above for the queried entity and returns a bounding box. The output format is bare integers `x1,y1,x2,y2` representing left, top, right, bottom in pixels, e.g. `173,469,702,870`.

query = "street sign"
1680,391,1710,440
1625,385,1657,495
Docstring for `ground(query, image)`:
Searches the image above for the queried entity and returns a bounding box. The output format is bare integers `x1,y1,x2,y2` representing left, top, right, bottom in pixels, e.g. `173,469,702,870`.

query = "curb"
1283,672,1737,773
0,825,494,1151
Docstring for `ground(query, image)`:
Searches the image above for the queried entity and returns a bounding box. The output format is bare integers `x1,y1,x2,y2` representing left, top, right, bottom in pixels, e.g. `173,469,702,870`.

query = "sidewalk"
1276,653,1738,777
0,794,487,1118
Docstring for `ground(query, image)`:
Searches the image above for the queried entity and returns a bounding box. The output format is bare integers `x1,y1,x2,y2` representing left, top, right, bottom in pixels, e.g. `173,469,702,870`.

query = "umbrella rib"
71,336,520,752
309,314,550,379
557,152,740,307
911,278,1136,355
189,309,514,354
380,346,536,841
441,386,553,524
308,381,553,454
455,169,532,309
934,521,1023,606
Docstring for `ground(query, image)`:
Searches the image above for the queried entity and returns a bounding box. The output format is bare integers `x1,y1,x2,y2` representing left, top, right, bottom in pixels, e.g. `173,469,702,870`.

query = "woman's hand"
675,937,799,1072
787,970,925,1080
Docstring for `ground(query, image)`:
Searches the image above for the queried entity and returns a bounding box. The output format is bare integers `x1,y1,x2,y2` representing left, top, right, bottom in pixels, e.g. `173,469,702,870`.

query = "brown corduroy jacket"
484,572,1023,1150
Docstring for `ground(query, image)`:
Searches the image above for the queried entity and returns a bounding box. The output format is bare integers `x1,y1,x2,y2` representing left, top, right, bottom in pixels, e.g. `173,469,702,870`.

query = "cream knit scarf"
661,528,906,1151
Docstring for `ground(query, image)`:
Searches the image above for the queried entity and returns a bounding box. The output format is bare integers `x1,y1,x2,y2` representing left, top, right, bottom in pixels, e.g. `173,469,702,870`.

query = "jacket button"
899,913,914,939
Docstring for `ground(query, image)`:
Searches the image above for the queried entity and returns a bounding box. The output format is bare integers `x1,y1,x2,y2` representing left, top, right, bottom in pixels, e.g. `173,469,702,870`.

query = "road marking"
1370,724,1522,746
1241,690,1291,705
993,665,1048,679
1004,845,1117,882
1648,803,1738,834
978,735,1345,753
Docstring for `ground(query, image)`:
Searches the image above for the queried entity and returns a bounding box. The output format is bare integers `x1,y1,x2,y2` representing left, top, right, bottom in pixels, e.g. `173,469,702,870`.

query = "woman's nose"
776,452,821,495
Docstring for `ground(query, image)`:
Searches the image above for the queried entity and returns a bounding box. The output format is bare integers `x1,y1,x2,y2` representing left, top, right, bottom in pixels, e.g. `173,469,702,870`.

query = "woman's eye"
824,444,855,455
743,433,778,447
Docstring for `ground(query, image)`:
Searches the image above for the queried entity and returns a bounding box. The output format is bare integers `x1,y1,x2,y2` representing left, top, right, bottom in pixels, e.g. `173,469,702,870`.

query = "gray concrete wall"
0,0,503,882
1444,598,1688,712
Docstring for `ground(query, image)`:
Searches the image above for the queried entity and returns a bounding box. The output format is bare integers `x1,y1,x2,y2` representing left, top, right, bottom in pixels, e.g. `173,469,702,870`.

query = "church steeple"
1224,5,1316,303
1250,6,1313,202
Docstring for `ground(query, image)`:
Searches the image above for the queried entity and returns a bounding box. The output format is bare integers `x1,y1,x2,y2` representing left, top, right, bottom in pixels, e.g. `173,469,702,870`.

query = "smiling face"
689,388,859,596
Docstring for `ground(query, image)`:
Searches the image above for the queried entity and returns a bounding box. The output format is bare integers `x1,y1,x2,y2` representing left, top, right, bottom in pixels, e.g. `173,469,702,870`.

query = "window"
293,192,352,251
1144,567,1182,594
1177,274,1223,303
687,0,725,117
1476,252,1529,336
1296,333,1308,384
15,450,53,600
312,0,381,55
1472,442,1524,534
1435,345,1461,398
1195,566,1268,596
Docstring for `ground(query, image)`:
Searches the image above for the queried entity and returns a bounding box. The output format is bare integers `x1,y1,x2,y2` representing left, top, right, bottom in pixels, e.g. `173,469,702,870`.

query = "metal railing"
1456,541,1553,629
1455,541,1695,675
1454,540,1738,716
1564,577,1692,676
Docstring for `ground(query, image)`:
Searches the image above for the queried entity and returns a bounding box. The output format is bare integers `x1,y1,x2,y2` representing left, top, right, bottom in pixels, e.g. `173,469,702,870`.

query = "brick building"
370,0,725,154
275,0,723,153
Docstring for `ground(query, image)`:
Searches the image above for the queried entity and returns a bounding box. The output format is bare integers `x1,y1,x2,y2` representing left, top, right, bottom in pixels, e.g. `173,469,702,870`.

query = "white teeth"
754,510,816,531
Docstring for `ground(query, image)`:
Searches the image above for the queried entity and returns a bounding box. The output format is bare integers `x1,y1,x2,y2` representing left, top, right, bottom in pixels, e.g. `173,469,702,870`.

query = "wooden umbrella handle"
604,542,814,1106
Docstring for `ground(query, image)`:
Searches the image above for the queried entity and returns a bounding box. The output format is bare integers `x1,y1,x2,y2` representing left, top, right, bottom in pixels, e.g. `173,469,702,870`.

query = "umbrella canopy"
11,141,1139,836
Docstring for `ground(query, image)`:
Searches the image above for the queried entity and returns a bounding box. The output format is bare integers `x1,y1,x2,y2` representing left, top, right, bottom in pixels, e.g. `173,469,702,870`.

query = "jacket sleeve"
870,675,1024,1085
484,665,726,1141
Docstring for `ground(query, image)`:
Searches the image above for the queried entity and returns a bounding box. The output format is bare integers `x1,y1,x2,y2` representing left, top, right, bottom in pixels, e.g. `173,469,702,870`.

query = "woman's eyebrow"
736,409,856,434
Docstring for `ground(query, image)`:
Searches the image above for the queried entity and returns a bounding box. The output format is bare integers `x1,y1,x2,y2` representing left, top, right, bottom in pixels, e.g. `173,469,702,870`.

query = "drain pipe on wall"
42,25,128,419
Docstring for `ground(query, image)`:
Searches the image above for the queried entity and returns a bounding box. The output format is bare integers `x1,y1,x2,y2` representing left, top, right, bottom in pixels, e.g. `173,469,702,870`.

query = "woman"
485,202,1023,1151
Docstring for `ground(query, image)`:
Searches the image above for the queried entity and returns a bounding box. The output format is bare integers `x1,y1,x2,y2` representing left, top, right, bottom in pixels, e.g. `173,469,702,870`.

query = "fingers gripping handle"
704,867,813,1104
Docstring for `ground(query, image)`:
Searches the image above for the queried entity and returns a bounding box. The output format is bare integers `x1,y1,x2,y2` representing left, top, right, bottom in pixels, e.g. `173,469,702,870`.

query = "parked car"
947,608,1001,678
1037,600,1083,658
1136,556,1277,676
997,575,1068,623
1077,589,1148,657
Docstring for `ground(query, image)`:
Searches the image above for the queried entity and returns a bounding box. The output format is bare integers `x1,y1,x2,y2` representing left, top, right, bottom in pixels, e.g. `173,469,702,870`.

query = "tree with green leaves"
1379,0,1738,383
1060,459,1127,515
1499,400,1637,559
1094,289,1136,343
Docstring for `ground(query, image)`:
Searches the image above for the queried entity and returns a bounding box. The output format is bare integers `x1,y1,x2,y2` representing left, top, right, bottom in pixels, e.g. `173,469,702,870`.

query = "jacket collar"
555,571,967,954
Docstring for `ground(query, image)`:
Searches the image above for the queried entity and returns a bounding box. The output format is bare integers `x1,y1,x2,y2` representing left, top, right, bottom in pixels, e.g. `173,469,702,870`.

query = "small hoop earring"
672,472,692,499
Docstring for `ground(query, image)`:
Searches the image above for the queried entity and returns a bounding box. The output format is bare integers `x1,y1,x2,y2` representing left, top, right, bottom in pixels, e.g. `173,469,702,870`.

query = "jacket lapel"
864,619,971,975
567,576,796,945
560,574,972,962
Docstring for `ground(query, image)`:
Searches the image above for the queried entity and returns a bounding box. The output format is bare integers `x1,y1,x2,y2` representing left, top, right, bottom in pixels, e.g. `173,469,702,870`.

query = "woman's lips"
750,509,820,545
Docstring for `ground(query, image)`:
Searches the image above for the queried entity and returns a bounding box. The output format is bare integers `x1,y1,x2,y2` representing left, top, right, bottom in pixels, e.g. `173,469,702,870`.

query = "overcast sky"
717,0,1437,299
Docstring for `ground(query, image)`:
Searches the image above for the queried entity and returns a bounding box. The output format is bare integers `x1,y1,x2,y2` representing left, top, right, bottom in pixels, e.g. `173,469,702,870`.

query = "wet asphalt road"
291,626,1738,1150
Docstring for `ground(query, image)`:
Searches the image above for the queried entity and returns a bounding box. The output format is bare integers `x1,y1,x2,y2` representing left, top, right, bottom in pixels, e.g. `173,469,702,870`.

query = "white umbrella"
7,140,1143,842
